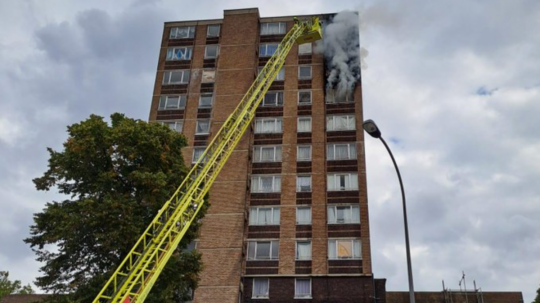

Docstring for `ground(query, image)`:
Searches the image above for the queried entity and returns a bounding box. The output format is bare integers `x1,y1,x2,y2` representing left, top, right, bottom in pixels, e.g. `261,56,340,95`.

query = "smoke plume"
316,11,361,99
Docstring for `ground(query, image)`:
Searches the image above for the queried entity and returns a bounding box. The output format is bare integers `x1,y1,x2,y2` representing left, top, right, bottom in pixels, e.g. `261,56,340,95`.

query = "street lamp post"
362,119,416,303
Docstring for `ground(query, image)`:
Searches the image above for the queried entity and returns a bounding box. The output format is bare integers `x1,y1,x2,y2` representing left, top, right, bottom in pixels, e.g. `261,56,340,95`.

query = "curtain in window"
274,176,281,192
273,208,280,224
337,206,347,222
271,241,279,259
327,207,336,223
297,207,311,224
261,147,275,162
297,176,311,192
335,144,349,159
328,240,336,259
251,177,260,192
350,144,357,159
261,120,275,132
260,208,271,225
193,148,205,163
326,145,334,160
297,146,311,160
196,120,209,133
327,175,336,191
275,147,282,161
352,205,360,223
353,240,361,258
253,147,261,162
296,279,311,296
249,209,257,225
253,279,269,297
247,242,256,260
298,118,311,132
337,240,352,258
296,242,311,260
349,173,359,190
261,177,273,192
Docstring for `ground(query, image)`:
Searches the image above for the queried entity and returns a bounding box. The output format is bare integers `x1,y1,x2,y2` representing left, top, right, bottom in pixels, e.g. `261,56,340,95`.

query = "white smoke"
315,11,361,99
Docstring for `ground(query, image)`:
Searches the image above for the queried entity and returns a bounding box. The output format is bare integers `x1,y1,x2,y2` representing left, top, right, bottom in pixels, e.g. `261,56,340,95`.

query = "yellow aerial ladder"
93,16,322,303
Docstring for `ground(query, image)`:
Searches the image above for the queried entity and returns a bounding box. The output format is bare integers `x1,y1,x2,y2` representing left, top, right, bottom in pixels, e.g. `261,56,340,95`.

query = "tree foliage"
0,271,34,299
533,285,540,303
25,113,207,302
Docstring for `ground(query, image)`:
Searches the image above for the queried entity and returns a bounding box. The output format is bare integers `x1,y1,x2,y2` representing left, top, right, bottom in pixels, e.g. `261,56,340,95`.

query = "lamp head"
363,119,382,139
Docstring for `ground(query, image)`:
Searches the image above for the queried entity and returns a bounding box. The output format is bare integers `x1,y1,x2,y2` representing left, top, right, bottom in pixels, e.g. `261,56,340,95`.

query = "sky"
0,0,539,301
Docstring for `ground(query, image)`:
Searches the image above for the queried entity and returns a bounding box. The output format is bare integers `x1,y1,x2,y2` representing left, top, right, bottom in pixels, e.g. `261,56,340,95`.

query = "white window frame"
249,207,280,226
294,278,312,299
261,91,283,107
298,90,312,105
198,94,213,108
298,66,312,80
328,239,361,260
253,145,282,163
296,206,312,225
250,175,281,193
201,69,216,83
260,22,286,35
259,43,279,57
247,240,279,260
297,145,312,162
169,26,195,39
163,70,190,85
296,175,312,192
166,47,193,61
326,115,356,131
252,278,270,299
204,45,219,59
295,241,312,261
254,117,283,134
195,119,210,135
327,205,360,224
326,88,355,104
158,95,186,110
160,120,183,132
192,147,206,164
298,43,312,55
258,67,285,81
327,173,359,191
327,143,357,160
207,24,220,37
297,117,312,133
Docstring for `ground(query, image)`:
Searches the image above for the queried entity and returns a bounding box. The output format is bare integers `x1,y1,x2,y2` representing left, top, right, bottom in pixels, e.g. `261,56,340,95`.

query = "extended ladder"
93,17,322,303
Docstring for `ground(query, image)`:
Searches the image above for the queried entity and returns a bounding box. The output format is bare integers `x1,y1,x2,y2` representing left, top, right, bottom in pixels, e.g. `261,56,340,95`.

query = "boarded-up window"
202,70,216,83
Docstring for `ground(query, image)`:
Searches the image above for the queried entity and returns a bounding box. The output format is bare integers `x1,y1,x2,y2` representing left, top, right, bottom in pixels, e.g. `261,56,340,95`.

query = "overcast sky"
1,0,539,301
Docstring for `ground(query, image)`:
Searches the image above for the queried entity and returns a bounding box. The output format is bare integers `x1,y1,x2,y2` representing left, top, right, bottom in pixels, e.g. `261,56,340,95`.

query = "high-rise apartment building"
148,8,380,303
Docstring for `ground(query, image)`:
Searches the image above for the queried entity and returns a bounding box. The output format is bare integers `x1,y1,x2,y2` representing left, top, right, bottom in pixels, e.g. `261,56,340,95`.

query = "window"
327,205,360,224
298,66,312,80
201,70,215,83
169,26,195,39
199,94,213,108
258,67,284,81
296,241,311,260
326,88,354,103
298,90,311,105
163,70,190,85
296,175,312,192
297,145,311,161
253,278,269,299
253,146,282,162
249,207,280,225
205,45,219,59
327,173,359,191
184,240,198,252
327,143,357,160
158,95,186,110
166,47,192,60
207,24,220,37
254,118,283,134
326,115,356,131
160,121,183,132
192,147,206,163
195,119,210,134
262,92,283,107
295,279,312,298
251,175,281,193
297,117,312,133
328,239,361,259
247,241,279,260
259,43,279,57
296,207,311,225
261,22,286,35
299,43,312,55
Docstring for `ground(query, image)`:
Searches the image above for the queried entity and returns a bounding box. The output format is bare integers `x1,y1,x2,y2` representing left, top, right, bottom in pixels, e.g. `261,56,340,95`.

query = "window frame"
296,206,312,225
298,42,312,55
259,43,280,57
297,116,312,133
247,240,279,260
295,241,312,261
298,65,312,80
207,24,220,37
327,172,359,191
294,278,312,299
252,278,270,299
250,175,282,193
326,88,355,104
258,66,285,81
195,119,211,135
198,94,213,108
296,175,312,193
327,205,360,224
249,206,280,226
204,44,219,59
163,70,190,85
253,145,282,163
328,239,362,260
166,46,193,61
261,91,284,107
298,90,312,105
327,143,357,160
254,117,283,134
260,22,286,35
201,69,216,83
192,147,206,164
169,26,195,39
297,145,312,162
326,114,356,131
159,120,183,132
158,95,186,110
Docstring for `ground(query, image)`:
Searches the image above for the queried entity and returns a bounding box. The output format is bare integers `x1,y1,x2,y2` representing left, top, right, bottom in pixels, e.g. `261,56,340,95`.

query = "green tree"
533,285,540,303
0,271,34,299
25,113,207,303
